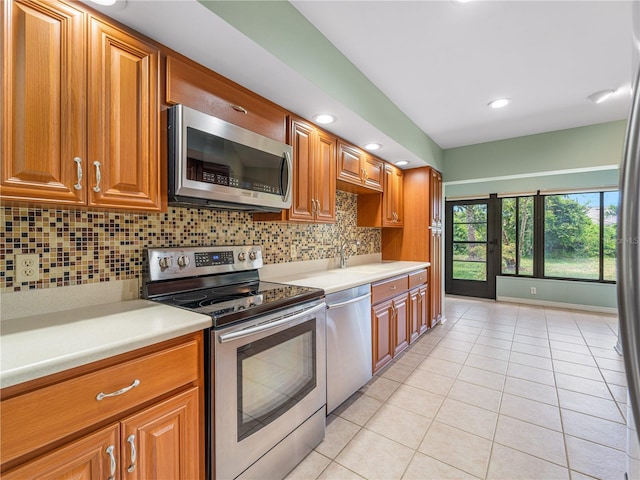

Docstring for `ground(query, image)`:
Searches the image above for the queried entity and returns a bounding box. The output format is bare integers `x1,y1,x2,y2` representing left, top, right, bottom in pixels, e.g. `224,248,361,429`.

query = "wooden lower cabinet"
1,424,119,480
372,298,394,373
371,271,429,374
0,334,203,479
409,285,428,343
122,387,199,480
372,294,408,373
3,388,198,480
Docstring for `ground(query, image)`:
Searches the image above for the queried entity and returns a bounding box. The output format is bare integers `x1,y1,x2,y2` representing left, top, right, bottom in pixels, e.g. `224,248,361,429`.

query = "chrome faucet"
339,240,360,269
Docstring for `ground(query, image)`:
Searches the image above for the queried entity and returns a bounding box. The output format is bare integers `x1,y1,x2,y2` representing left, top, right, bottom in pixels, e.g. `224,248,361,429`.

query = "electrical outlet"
15,254,40,283
290,244,297,259
530,287,537,295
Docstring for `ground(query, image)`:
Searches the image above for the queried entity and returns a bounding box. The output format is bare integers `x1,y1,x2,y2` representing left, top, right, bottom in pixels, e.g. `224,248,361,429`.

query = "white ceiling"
87,0,634,164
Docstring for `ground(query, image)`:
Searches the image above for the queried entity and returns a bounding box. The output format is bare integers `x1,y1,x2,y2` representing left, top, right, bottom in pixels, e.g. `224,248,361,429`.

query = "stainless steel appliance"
617,2,640,478
167,104,293,212
325,285,372,413
143,246,326,480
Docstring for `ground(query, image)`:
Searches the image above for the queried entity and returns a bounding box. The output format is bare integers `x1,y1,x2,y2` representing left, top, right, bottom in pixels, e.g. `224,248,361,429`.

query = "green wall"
443,120,627,183
199,0,443,170
442,120,627,311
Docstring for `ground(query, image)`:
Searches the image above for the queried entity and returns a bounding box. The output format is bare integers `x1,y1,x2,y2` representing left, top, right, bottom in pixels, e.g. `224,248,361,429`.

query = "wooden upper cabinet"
288,120,315,222
87,16,160,210
255,116,336,224
336,141,383,193
2,0,87,205
166,55,287,142
1,0,161,211
382,164,403,227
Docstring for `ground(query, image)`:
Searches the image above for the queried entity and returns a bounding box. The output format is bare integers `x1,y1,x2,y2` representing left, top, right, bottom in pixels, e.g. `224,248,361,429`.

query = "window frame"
500,190,617,284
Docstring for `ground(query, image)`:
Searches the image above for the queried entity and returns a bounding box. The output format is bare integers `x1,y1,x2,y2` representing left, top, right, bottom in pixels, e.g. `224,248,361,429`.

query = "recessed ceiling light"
488,98,511,109
313,114,336,125
364,143,382,151
89,0,117,5
395,160,409,166
588,89,616,104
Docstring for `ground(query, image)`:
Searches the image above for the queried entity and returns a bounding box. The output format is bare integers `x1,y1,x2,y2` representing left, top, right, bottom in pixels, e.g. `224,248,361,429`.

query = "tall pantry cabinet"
381,166,443,327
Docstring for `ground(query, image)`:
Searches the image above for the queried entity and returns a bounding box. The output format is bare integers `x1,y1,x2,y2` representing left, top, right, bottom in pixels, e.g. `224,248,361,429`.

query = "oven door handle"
218,302,325,343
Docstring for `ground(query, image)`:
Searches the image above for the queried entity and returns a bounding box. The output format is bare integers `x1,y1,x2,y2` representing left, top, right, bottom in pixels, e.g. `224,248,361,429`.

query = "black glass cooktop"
152,280,324,328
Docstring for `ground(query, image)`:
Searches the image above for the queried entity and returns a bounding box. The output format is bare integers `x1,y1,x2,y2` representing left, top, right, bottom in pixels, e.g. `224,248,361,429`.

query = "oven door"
213,300,326,480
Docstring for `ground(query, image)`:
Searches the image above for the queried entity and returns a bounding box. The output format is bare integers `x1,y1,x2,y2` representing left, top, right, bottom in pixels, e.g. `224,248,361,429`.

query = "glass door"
445,197,499,299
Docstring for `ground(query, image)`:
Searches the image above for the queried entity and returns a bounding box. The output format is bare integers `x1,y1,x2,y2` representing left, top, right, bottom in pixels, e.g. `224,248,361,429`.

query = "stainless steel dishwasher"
325,284,372,413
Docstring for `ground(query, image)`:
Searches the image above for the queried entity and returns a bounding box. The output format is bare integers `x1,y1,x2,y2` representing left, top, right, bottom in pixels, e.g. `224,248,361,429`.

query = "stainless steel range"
143,246,326,480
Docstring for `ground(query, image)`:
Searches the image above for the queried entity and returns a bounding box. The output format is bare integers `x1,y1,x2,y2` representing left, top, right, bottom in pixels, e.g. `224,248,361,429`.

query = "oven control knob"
177,255,190,268
238,252,246,262
249,251,257,261
158,256,173,270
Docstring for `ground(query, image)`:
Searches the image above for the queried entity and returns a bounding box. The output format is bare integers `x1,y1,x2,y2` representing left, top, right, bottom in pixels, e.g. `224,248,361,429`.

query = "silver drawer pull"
230,104,248,114
73,157,83,190
389,285,397,290
106,444,116,480
96,379,140,401
127,434,137,473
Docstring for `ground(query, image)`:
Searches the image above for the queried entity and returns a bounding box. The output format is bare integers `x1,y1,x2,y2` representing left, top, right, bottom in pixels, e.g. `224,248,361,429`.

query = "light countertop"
0,300,211,389
262,260,430,294
1,259,428,390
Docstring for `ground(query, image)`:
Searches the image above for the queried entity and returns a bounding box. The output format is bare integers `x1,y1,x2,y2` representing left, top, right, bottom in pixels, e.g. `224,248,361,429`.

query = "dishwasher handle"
218,302,325,343
326,293,371,310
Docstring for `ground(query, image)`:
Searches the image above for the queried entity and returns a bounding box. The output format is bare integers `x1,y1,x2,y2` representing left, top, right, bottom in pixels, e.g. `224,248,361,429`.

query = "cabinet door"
363,155,384,192
383,165,404,227
419,284,429,334
314,130,336,223
337,141,364,185
392,294,409,356
408,288,421,343
2,424,120,480
122,387,199,480
87,17,160,211
2,0,86,205
288,119,315,222
372,300,393,373
166,56,286,142
429,169,443,326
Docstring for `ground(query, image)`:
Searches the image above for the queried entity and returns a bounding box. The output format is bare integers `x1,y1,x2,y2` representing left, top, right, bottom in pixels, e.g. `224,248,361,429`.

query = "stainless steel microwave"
167,104,292,212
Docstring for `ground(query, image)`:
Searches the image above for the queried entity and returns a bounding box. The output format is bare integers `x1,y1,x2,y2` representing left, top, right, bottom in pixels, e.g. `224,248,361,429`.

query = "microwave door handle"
281,151,292,202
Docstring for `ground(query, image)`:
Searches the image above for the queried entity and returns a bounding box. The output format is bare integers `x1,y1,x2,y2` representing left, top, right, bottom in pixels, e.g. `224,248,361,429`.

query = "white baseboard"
496,295,618,315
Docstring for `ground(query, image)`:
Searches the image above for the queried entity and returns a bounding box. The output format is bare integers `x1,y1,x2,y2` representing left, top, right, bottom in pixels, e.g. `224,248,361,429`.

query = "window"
501,196,534,276
500,190,617,283
452,204,488,281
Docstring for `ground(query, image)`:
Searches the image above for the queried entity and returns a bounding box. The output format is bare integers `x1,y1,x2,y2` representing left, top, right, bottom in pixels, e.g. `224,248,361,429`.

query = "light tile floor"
286,296,627,480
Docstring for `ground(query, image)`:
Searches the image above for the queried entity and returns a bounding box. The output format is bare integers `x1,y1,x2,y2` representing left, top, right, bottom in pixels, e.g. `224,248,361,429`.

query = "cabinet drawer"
371,275,409,305
1,339,199,465
409,269,428,289
166,55,286,142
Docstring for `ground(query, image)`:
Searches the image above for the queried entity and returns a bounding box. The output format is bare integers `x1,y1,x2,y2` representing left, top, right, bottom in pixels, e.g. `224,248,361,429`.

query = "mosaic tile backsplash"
1,191,380,293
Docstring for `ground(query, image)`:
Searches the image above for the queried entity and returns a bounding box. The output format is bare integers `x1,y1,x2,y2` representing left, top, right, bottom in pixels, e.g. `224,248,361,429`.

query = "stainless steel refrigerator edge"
617,1,640,478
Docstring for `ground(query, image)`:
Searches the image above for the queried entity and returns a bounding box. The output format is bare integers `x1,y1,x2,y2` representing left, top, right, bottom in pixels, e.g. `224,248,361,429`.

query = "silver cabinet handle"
106,445,116,480
229,104,248,114
93,161,102,193
389,285,397,290
96,379,140,401
126,434,137,473
73,157,83,190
